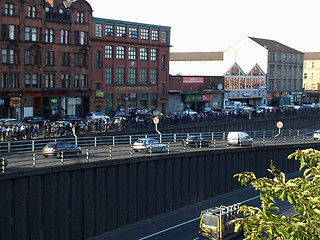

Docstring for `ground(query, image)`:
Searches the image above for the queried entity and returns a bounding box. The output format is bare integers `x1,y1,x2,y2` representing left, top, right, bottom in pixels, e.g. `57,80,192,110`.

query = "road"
2,133,317,173
90,171,300,240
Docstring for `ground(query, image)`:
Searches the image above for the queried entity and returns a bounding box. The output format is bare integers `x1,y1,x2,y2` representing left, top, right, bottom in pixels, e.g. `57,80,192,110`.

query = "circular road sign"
276,121,284,129
153,117,160,125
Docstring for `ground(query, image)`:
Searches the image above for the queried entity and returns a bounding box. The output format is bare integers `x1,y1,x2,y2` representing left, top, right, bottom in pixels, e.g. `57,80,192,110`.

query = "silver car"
133,138,166,153
313,130,320,140
42,142,82,158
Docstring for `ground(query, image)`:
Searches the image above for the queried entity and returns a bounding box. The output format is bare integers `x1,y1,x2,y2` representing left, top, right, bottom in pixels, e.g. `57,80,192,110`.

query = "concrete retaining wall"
0,143,318,240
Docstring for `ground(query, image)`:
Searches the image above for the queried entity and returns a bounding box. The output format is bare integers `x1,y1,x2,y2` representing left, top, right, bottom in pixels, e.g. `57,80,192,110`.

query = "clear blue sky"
88,0,320,53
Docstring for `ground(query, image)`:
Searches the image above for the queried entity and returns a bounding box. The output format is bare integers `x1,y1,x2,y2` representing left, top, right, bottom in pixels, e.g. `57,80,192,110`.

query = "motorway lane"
90,171,301,240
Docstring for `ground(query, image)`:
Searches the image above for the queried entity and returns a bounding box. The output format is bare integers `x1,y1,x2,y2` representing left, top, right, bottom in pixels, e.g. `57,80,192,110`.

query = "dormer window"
45,6,51,13
58,8,64,14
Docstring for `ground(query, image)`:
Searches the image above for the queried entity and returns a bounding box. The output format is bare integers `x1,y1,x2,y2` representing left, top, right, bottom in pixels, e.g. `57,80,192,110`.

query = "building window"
74,74,79,87
288,66,292,78
96,24,102,37
81,74,86,88
10,73,17,88
61,73,70,88
269,66,274,77
283,66,287,77
25,27,30,40
32,74,38,88
31,27,38,41
61,30,69,44
25,50,30,65
116,67,125,84
269,53,274,63
277,53,281,63
45,28,54,43
81,53,87,67
45,73,54,88
304,73,307,79
129,27,138,39
1,73,8,88
152,30,158,41
5,3,14,16
161,83,165,96
151,69,157,84
140,68,147,84
283,54,287,63
62,52,70,66
2,49,7,63
80,32,86,45
77,12,84,23
105,67,112,85
312,83,315,90
128,68,136,84
105,25,114,36
161,31,167,43
116,46,125,59
105,45,113,59
25,73,31,88
74,53,80,66
151,49,157,61
27,6,36,18
300,67,303,78
282,80,286,90
162,55,166,71
312,73,315,80
74,31,79,44
140,48,148,60
45,51,54,66
9,25,15,40
312,62,315,68
276,66,281,77
117,26,126,37
96,50,101,69
141,29,149,40
128,47,137,60
8,49,14,64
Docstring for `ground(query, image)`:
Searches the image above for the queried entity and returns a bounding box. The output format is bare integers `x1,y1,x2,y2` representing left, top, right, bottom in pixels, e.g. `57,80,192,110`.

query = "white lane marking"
139,195,260,239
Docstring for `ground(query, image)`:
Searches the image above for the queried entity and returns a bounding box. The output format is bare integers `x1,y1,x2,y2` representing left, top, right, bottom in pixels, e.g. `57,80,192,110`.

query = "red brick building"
0,0,171,119
0,0,92,120
91,18,171,114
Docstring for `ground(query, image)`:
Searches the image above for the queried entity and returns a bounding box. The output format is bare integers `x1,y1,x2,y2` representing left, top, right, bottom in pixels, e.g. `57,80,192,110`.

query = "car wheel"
195,143,199,148
161,147,165,152
56,152,61,158
77,151,81,156
43,155,48,158
134,149,139,152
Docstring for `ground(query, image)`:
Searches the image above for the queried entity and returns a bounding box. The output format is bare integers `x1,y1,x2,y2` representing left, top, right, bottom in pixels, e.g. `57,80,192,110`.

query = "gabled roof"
247,64,265,76
224,62,246,77
170,52,224,61
248,37,303,54
304,52,320,60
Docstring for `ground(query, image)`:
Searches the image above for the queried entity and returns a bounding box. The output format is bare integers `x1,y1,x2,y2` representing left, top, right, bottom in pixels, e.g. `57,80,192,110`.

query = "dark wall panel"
1,143,319,240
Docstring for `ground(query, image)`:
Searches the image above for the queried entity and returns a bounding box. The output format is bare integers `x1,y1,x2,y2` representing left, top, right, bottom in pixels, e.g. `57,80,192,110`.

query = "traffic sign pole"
153,117,161,142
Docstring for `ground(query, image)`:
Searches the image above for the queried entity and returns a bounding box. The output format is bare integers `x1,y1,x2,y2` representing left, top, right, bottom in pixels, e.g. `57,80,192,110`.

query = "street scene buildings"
0,0,319,120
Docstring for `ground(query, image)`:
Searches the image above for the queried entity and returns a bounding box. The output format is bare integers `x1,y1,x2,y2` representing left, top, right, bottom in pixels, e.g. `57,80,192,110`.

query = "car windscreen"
201,214,218,227
136,139,146,144
46,142,57,148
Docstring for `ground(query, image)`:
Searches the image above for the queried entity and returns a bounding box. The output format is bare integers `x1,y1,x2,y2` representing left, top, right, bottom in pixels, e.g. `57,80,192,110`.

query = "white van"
227,132,253,146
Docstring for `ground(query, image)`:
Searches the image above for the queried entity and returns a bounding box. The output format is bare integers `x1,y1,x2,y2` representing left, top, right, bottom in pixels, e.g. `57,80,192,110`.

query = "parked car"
0,156,8,172
42,141,82,158
313,130,320,140
182,109,198,116
61,115,84,124
0,119,23,127
182,135,211,147
227,131,253,146
85,112,110,121
132,138,166,153
22,116,49,125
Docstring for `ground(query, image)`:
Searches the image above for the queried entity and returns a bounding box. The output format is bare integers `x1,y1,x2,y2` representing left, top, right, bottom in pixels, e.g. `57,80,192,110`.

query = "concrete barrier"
0,143,318,240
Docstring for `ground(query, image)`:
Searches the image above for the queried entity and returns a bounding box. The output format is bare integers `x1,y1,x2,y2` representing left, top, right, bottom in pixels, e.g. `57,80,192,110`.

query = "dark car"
1,119,23,127
42,141,82,158
61,115,84,124
0,156,8,172
182,135,211,147
22,116,49,125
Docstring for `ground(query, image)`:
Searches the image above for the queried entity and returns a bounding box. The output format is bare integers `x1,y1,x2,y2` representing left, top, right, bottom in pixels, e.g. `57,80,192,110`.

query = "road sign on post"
275,121,283,139
153,117,161,141
153,117,159,125
276,121,283,129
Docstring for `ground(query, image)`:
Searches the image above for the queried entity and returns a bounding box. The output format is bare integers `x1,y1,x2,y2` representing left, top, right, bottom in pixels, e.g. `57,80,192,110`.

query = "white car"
133,138,166,153
182,109,198,116
227,132,253,146
313,130,320,140
85,112,110,121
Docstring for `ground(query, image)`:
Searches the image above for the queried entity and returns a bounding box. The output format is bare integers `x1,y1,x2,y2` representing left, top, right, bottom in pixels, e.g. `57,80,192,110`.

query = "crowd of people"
0,105,319,141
